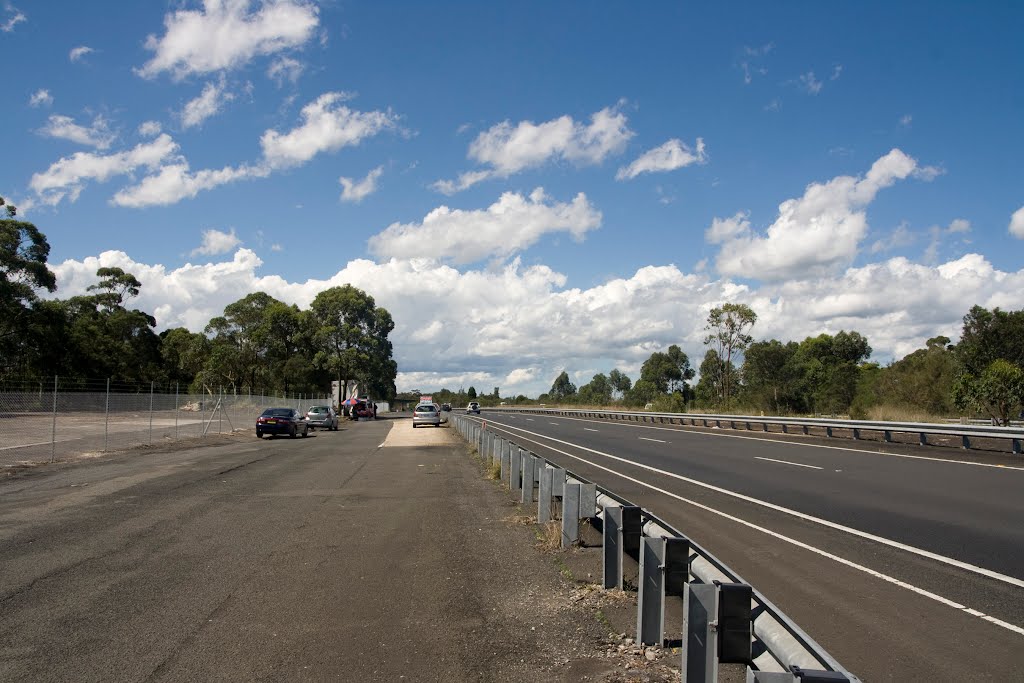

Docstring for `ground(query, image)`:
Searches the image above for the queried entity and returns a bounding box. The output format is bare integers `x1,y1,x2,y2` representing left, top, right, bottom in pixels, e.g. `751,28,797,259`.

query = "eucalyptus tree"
639,344,695,395
952,306,1024,425
204,292,282,394
548,370,577,402
608,368,632,398
703,303,757,407
0,197,56,375
309,285,395,401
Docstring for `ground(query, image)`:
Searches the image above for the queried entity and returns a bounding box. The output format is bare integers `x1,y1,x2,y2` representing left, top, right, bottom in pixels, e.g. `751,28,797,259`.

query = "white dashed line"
756,457,823,470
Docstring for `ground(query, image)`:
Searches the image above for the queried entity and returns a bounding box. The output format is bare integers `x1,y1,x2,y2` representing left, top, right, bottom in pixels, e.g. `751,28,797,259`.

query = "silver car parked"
412,403,441,428
306,405,339,431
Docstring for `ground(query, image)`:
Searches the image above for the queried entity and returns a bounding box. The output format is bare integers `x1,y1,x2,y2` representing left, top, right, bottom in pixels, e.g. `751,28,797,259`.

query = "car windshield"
261,408,292,417
309,407,327,413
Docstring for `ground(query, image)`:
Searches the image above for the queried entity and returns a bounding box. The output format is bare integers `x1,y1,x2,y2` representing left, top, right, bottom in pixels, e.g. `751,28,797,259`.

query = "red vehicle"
256,407,309,438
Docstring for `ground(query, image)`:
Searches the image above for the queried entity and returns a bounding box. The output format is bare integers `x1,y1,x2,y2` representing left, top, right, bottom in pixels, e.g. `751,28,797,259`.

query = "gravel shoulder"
0,417,681,682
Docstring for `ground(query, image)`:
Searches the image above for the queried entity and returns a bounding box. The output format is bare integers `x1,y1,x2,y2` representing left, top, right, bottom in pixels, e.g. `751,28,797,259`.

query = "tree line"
0,198,397,399
529,303,1023,425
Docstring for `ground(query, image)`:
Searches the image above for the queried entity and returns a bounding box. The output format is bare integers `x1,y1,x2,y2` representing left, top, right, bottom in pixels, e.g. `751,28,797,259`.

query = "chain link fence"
0,377,330,467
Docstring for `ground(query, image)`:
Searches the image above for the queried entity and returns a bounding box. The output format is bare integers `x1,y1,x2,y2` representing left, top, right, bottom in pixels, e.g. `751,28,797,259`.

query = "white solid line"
639,437,667,443
584,428,599,432
481,421,1024,636
537,413,1024,471
484,420,1024,590
549,422,560,426
982,616,1024,636
756,456,824,470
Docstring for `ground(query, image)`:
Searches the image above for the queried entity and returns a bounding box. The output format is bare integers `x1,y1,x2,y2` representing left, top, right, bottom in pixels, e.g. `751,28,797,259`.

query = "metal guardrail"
486,406,1024,454
452,414,861,682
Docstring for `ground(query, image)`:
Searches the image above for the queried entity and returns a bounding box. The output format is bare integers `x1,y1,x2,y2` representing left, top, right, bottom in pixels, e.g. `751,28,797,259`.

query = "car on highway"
412,403,441,428
256,407,309,438
466,401,480,414
305,405,339,431
441,403,451,412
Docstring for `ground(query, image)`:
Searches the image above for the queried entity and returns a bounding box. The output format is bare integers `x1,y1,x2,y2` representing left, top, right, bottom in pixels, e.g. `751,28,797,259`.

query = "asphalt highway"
471,409,1024,680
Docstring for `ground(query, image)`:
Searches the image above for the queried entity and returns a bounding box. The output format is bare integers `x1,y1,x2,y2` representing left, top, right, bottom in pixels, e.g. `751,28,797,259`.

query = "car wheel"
290,425,297,438
302,425,309,437
257,432,263,438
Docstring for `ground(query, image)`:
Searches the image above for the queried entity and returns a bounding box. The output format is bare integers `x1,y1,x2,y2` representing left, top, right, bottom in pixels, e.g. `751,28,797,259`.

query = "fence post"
149,381,154,445
49,375,58,463
174,382,179,441
104,377,110,452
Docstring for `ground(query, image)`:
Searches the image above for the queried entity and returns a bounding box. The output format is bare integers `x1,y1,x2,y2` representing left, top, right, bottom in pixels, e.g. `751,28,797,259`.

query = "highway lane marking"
639,437,667,443
584,428,599,432
756,457,823,470
549,422,560,426
522,413,1024,471
478,419,1024,636
480,419,1024,590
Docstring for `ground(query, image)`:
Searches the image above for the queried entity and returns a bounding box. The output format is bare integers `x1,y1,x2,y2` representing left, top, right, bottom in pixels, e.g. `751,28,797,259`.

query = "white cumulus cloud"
1010,207,1024,239
434,104,634,194
37,114,115,149
28,89,53,107
138,121,162,137
260,92,399,169
616,138,706,181
44,248,1024,398
191,228,242,256
1,4,25,32
137,0,319,80
368,188,601,265
339,166,383,203
181,78,234,129
111,162,268,208
69,45,94,62
267,56,304,86
709,149,935,281
29,134,179,205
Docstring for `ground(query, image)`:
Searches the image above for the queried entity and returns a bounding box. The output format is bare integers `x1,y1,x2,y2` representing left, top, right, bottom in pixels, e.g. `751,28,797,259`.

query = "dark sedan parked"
256,407,309,438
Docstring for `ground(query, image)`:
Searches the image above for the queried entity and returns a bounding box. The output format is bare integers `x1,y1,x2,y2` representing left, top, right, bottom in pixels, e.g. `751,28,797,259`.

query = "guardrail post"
826,426,833,438
509,446,521,492
852,428,860,440
500,442,511,486
561,482,581,547
637,536,689,646
551,467,566,504
579,483,596,519
683,583,718,681
961,434,971,450
919,432,928,446
522,454,536,504
538,465,553,523
603,506,624,589
1014,438,1021,455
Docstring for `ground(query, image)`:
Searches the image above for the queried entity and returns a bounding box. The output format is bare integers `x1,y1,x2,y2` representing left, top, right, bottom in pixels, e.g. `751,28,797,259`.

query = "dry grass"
863,404,951,423
485,458,501,480
535,519,563,552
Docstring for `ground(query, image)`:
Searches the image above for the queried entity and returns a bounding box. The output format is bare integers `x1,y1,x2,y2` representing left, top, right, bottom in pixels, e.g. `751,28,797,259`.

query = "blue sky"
3,1,1023,397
